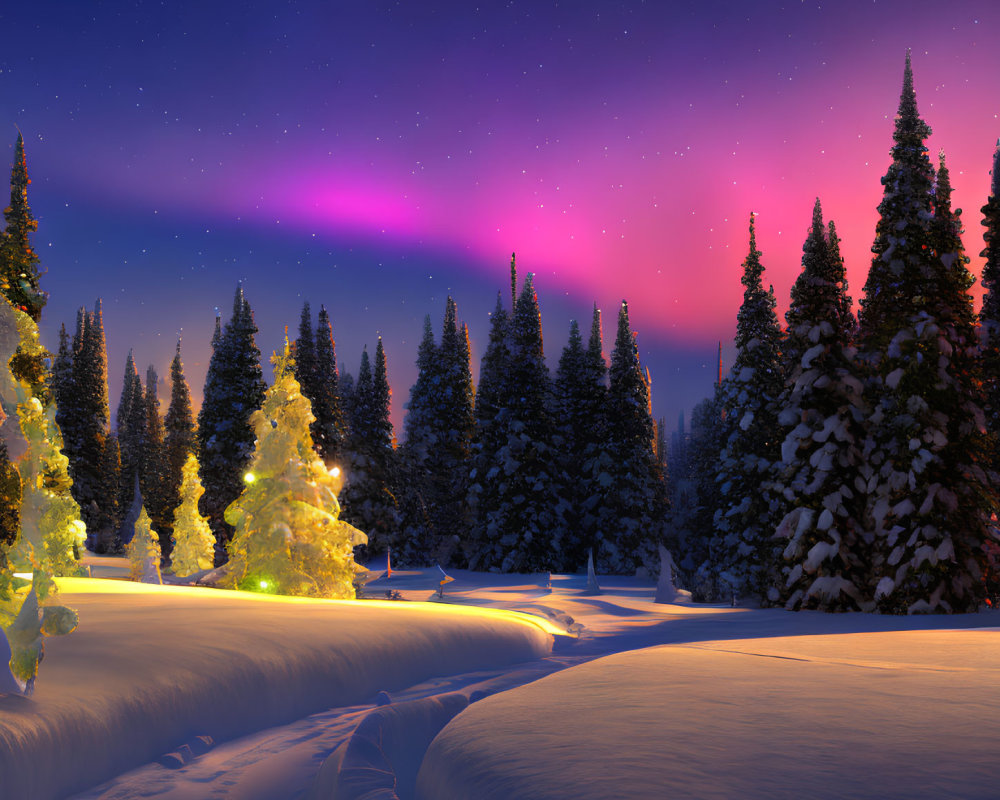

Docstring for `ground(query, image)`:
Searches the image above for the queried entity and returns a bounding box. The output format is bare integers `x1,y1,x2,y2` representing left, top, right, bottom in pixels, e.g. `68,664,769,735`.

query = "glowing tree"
170,453,215,576
225,341,367,598
0,301,83,692
126,506,162,584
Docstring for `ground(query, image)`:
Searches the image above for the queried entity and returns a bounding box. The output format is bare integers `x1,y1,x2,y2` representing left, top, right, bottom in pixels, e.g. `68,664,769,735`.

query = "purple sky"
2,1,999,434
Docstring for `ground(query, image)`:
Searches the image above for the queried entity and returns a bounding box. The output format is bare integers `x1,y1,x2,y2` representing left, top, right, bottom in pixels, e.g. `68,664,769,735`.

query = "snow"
2,565,998,799
418,629,1000,800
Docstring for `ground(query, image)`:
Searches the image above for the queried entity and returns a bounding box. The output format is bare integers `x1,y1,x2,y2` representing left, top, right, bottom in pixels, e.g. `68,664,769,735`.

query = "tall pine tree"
340,339,399,559
773,199,869,611
312,305,347,464
163,340,195,549
116,351,146,549
197,286,266,563
861,55,996,612
712,214,785,602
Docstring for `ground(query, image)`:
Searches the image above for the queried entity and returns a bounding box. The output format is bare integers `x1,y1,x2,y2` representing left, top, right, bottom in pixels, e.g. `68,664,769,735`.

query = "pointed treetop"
894,49,931,145
741,213,764,289
510,251,517,312
991,140,1000,198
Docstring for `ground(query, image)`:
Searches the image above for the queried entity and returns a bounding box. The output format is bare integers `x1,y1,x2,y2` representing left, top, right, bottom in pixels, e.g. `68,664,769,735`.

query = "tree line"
667,54,1000,613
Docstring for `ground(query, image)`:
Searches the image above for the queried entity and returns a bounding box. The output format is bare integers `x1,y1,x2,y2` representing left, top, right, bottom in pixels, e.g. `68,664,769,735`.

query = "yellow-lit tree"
170,453,215,576
225,340,366,598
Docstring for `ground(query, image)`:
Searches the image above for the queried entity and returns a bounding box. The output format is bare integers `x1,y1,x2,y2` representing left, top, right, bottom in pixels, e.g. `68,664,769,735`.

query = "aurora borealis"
2,1,999,428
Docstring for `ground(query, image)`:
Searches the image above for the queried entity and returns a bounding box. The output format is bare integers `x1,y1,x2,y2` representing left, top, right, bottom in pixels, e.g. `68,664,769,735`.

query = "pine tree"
398,315,439,565
293,302,318,402
481,275,561,573
553,309,609,572
226,341,366,597
141,365,170,557
594,300,666,574
170,453,215,576
126,506,161,583
312,305,347,464
116,350,146,547
467,294,511,569
773,200,869,611
436,300,475,565
712,214,785,601
163,340,195,547
197,286,266,563
340,340,399,559
0,134,45,320
861,56,996,613
980,141,1000,469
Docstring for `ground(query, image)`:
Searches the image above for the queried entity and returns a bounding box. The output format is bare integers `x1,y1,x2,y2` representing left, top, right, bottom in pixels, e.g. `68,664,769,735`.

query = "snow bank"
417,630,1000,799
0,578,553,800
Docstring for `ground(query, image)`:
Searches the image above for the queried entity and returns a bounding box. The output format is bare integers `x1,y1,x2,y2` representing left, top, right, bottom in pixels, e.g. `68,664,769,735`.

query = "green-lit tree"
126,506,161,584
226,342,367,598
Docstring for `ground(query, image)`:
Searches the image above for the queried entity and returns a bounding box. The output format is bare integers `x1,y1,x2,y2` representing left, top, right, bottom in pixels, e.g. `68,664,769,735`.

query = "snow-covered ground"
2,563,998,799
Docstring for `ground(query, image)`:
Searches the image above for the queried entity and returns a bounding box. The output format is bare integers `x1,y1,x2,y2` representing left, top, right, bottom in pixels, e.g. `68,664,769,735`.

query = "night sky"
2,1,999,434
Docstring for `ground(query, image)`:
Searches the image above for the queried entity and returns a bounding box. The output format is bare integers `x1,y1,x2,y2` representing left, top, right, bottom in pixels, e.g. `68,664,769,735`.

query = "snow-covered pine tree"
979,141,1000,472
553,309,609,573
487,274,561,573
467,293,511,570
312,305,347,464
593,301,666,574
141,365,170,558
0,134,45,321
162,340,195,548
860,55,996,613
712,214,785,602
226,341,366,598
340,340,400,560
773,199,869,611
197,286,266,563
169,453,215,576
115,350,146,550
398,315,439,565
293,302,318,404
126,506,161,583
435,299,475,566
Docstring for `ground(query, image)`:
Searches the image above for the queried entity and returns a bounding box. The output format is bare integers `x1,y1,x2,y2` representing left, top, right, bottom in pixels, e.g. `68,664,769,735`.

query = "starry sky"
1,1,999,435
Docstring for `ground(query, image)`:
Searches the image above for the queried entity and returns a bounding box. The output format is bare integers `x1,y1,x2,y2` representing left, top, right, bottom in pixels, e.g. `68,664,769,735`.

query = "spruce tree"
773,200,869,611
197,286,266,563
861,56,996,612
312,305,347,464
116,351,146,548
595,300,666,574
553,309,609,572
981,141,1000,472
0,134,45,320
467,294,511,570
227,341,366,597
142,365,170,557
712,214,785,601
398,316,439,565
163,340,195,543
481,275,561,573
293,302,318,403
340,340,399,559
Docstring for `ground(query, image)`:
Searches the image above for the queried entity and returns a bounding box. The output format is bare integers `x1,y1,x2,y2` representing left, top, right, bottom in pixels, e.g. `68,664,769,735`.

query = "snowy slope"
0,577,553,799
417,629,1000,799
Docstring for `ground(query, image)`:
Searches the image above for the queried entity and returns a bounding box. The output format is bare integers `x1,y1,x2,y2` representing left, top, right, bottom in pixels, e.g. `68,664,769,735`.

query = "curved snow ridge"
0,578,553,800
416,631,1000,800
